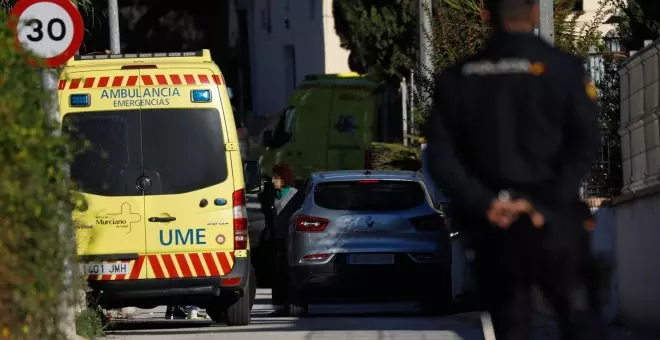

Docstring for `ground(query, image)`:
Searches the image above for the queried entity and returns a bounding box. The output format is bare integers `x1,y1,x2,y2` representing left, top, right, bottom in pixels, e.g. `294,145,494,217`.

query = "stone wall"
614,39,660,331
619,41,660,193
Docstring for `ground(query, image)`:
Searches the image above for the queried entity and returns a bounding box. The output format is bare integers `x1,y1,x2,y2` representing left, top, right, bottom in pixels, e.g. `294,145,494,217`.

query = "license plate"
80,262,130,276
347,254,394,265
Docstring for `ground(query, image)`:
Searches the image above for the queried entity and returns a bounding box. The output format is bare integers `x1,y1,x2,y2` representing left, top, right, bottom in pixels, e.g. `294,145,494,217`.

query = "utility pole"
537,0,554,45
415,0,433,145
418,0,433,104
108,0,121,53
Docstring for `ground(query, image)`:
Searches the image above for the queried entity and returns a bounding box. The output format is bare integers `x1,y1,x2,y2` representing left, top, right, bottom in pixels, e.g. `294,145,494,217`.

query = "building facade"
575,0,619,36
237,0,351,117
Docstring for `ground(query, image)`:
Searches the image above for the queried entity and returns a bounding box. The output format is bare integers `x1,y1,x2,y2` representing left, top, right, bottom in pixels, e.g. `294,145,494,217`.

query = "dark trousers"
471,216,606,340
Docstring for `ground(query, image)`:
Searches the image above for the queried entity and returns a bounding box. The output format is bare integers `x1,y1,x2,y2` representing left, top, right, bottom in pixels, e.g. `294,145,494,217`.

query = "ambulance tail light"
232,189,248,250
121,65,158,70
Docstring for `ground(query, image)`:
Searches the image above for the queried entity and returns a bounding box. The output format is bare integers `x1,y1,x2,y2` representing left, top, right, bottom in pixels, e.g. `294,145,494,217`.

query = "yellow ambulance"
260,73,381,182
59,50,261,326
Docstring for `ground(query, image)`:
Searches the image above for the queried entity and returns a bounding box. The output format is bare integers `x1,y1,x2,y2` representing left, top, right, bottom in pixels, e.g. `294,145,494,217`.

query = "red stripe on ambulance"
128,255,145,280
189,253,206,276
141,75,154,85
198,74,210,84
112,76,124,87
176,254,193,277
126,75,138,86
161,254,179,278
155,74,168,85
97,76,110,87
60,74,226,90
83,77,95,88
69,79,81,89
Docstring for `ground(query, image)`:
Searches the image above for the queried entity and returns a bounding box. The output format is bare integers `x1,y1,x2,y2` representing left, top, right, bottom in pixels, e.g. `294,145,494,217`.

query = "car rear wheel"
287,284,308,317
223,268,254,326
419,266,453,316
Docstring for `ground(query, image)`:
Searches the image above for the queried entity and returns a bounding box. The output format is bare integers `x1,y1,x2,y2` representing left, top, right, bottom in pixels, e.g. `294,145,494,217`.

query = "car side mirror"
244,161,262,193
262,130,273,148
227,87,234,100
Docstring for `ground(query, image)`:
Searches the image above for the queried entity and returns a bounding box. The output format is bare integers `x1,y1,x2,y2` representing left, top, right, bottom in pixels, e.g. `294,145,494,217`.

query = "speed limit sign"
9,0,84,67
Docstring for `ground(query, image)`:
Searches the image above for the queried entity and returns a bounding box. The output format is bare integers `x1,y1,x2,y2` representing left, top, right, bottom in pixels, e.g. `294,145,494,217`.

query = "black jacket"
425,31,600,227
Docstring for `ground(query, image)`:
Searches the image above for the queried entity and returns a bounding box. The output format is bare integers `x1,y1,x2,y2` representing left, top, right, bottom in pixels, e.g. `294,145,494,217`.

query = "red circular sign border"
8,0,84,68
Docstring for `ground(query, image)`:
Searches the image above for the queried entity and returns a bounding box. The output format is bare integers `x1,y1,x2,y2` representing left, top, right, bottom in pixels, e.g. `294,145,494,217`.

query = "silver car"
283,170,452,316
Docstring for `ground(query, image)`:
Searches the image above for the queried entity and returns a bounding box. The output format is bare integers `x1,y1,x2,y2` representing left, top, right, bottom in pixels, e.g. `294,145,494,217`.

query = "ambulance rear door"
138,69,238,280
61,69,148,281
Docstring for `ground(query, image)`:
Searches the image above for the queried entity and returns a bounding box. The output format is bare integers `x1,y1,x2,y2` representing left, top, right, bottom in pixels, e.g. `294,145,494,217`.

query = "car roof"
310,170,423,183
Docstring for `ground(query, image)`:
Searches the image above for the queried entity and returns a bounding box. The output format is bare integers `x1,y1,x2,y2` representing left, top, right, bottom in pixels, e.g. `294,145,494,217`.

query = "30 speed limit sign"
9,0,84,67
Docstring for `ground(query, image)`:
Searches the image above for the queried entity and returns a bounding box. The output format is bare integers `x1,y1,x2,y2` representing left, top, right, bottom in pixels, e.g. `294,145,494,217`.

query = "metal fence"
581,53,625,199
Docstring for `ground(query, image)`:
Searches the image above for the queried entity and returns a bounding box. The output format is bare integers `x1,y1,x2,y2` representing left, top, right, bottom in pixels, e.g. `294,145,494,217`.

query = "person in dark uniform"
424,0,605,338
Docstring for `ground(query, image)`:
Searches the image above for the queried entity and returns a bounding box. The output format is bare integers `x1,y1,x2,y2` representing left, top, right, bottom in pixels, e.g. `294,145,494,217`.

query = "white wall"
249,0,351,117
619,41,660,193
614,39,660,331
576,0,617,36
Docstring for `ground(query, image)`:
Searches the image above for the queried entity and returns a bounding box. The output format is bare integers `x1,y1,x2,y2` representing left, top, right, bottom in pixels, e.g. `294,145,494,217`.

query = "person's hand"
524,201,545,228
487,199,527,229
487,199,545,229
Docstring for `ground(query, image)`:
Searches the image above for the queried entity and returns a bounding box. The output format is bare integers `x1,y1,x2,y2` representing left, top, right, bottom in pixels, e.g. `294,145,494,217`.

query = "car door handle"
148,216,176,223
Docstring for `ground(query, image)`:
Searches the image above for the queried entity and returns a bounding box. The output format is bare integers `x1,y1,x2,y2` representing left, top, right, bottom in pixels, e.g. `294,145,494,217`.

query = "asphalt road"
104,289,488,340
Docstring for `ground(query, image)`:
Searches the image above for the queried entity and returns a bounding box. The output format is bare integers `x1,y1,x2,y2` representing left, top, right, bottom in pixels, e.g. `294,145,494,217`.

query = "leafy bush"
414,0,612,133
75,307,105,340
372,142,421,171
0,11,81,340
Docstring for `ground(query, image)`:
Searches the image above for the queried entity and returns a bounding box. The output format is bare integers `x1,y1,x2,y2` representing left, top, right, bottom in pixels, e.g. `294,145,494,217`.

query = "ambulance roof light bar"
75,50,204,60
81,51,203,60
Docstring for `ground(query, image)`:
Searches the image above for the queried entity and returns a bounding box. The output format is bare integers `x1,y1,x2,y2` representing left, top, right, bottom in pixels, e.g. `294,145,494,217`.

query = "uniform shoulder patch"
585,81,597,101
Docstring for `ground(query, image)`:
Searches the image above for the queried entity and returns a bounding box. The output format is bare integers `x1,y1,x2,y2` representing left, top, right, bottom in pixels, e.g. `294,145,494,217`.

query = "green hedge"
0,12,80,340
372,142,421,171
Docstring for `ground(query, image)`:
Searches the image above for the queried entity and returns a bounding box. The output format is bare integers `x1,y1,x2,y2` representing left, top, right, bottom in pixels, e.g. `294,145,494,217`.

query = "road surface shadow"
108,311,483,338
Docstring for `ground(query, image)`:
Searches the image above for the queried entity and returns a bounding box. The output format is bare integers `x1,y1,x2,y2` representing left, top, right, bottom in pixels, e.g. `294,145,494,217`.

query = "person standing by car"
257,164,301,315
424,0,604,338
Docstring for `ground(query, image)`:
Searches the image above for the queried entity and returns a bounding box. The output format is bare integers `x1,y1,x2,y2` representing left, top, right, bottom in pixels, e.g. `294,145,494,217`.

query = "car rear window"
63,108,227,196
314,180,426,211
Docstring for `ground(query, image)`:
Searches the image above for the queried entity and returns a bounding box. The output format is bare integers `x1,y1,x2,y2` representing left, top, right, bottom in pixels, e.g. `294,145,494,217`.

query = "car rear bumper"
89,255,251,309
288,253,450,303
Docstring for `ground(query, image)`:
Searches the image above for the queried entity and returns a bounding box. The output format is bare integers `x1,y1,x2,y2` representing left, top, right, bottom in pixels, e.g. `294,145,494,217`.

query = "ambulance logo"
334,115,358,135
96,202,142,234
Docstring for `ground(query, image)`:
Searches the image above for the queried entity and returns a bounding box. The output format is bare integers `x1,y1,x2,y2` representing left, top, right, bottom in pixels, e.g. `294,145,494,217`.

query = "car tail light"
300,253,330,262
232,189,248,250
410,213,445,231
358,179,379,183
365,149,373,170
295,215,329,232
